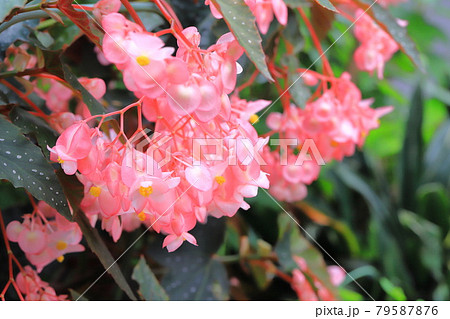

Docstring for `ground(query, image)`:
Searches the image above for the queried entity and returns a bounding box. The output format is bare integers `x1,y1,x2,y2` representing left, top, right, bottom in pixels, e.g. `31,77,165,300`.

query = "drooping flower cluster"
6,201,84,272
263,72,393,202
353,9,400,78
291,256,345,301
15,266,67,301
48,11,270,251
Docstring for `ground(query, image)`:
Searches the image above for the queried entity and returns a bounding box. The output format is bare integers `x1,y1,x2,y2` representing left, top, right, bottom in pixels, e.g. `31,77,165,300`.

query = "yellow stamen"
137,212,146,221
139,186,153,197
56,241,67,251
57,156,64,164
89,186,102,197
330,140,339,147
249,114,259,124
215,176,226,185
136,55,150,66
56,256,64,263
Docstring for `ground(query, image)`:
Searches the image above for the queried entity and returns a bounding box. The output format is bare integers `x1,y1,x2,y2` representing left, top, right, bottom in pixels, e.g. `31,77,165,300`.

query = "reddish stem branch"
0,79,48,119
298,8,333,77
120,0,145,29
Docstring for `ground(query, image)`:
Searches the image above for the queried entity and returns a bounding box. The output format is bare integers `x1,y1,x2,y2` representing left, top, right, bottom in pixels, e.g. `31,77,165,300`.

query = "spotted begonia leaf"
0,117,71,220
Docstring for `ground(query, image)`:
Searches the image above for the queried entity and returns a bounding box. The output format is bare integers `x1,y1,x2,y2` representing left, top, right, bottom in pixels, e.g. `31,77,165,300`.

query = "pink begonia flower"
163,232,198,252
16,266,68,301
34,78,72,113
48,122,93,175
93,0,121,20
291,256,345,301
249,0,288,34
353,9,399,79
7,202,84,272
263,73,392,202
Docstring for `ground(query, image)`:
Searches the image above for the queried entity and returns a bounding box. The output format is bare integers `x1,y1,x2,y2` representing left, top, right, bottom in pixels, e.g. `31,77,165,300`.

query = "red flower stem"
297,8,333,77
237,69,259,92
120,0,145,29
0,79,48,119
0,209,25,301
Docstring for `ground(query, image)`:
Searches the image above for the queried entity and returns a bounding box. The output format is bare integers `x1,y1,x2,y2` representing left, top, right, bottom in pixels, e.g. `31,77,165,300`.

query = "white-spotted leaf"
0,117,71,220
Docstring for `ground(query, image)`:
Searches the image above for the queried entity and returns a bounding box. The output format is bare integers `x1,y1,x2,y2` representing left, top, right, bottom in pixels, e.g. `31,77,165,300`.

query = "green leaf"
213,0,273,81
417,183,450,236
399,86,423,210
333,163,413,291
399,209,443,281
379,277,407,301
10,107,58,158
148,217,229,300
274,214,337,296
359,0,424,71
62,64,105,115
424,120,450,190
132,256,169,301
312,0,338,13
0,116,71,219
339,288,364,301
0,0,27,22
72,211,137,300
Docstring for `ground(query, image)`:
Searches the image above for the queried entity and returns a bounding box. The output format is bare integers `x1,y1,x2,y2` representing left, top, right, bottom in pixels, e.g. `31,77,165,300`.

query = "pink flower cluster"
48,12,271,251
6,202,84,272
15,266,67,301
291,256,345,301
205,0,288,34
263,72,393,202
353,9,399,78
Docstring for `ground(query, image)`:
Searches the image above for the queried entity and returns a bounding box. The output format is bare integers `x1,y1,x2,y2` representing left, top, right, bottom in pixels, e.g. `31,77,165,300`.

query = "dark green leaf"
275,214,337,295
0,0,27,22
399,86,423,210
399,209,443,281
148,217,229,300
69,289,89,301
10,107,58,158
0,20,38,58
417,183,450,236
62,64,105,115
72,211,137,300
424,120,450,190
0,116,71,219
132,256,169,301
213,0,273,81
